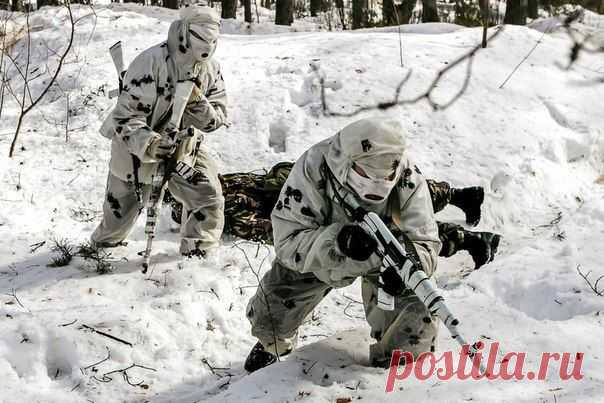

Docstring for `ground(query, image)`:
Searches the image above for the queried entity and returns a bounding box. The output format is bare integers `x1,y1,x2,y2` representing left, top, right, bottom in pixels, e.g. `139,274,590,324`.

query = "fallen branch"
92,363,156,388
80,324,133,347
83,347,111,370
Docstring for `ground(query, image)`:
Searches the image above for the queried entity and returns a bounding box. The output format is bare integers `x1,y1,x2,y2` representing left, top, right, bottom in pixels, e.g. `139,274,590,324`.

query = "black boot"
450,187,484,227
463,231,501,270
244,341,279,373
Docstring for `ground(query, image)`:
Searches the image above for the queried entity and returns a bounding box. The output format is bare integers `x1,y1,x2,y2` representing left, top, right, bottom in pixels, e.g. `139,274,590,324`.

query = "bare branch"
319,26,504,117
577,265,604,296
9,2,76,157
232,241,281,361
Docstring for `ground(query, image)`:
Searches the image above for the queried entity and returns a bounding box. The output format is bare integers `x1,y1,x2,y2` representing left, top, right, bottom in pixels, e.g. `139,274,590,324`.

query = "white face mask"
347,167,397,204
188,26,217,62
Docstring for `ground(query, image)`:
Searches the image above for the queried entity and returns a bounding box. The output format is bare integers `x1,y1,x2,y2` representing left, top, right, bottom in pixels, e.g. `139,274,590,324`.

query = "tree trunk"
11,0,22,11
310,0,321,16
527,0,538,19
222,0,237,18
383,0,396,25
479,0,488,47
275,0,293,25
335,0,347,29
352,0,368,29
422,0,439,22
398,0,415,24
504,0,527,25
164,0,179,9
244,0,252,21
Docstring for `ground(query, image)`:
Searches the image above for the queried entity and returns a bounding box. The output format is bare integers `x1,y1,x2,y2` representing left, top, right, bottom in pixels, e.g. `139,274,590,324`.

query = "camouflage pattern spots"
427,179,452,214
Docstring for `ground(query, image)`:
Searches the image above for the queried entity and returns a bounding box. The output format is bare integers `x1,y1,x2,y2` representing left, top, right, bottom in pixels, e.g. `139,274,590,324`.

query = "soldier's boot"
450,186,484,226
244,341,291,373
463,231,501,270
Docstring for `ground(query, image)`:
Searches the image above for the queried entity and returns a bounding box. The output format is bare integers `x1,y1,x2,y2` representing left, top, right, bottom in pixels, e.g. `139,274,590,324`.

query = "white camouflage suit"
92,5,227,255
246,118,442,366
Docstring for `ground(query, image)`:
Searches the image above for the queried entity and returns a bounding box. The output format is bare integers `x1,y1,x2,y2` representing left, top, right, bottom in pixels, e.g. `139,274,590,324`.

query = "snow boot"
450,186,484,227
244,341,292,373
463,231,501,270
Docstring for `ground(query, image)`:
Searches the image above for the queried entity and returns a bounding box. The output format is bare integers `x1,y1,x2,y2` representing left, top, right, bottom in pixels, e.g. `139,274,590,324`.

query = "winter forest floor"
1,4,604,403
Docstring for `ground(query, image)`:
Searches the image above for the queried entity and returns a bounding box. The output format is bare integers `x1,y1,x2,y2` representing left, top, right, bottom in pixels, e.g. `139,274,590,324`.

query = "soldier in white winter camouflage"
91,5,227,257
244,118,445,371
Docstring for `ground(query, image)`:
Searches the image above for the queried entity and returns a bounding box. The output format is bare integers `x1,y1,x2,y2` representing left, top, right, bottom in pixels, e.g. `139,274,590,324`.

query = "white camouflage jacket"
99,42,227,184
271,128,441,288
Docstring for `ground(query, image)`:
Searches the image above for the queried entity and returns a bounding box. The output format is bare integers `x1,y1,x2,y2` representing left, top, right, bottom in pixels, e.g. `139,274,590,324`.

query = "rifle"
326,168,487,373
141,81,195,273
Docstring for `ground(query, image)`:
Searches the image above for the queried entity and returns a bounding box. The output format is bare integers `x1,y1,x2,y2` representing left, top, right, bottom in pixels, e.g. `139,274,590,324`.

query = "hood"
167,4,220,80
325,117,407,186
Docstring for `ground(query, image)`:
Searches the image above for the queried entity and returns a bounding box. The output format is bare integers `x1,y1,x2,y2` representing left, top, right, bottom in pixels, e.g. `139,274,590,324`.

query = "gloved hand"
146,135,176,159
379,265,406,297
336,224,377,261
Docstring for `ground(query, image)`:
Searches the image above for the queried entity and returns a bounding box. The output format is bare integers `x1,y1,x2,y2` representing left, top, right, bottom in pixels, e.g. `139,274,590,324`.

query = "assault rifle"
327,173,487,373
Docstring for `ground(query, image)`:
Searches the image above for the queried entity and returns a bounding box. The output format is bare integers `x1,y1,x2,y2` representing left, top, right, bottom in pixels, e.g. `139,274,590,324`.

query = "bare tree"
4,3,79,157
275,0,293,25
479,0,489,48
222,0,237,18
244,0,252,22
164,0,179,9
422,0,439,22
11,0,23,11
310,0,321,16
351,0,368,29
37,0,60,8
504,0,527,25
527,0,538,19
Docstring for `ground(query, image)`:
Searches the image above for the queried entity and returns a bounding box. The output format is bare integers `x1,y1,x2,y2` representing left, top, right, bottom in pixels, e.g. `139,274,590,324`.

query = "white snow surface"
1,4,604,403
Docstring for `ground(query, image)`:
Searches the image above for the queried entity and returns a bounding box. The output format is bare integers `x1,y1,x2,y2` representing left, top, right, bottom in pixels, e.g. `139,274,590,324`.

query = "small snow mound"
490,171,512,194
290,65,342,107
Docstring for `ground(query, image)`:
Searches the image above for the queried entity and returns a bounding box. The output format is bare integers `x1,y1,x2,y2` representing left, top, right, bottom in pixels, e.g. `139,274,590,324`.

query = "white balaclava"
168,4,220,78
326,118,406,204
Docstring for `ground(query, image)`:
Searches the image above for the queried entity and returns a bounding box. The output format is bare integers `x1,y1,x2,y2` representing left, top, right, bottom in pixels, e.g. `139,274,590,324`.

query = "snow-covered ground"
1,4,604,403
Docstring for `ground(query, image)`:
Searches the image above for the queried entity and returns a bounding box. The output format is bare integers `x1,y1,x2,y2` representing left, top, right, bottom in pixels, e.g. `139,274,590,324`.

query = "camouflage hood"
167,4,221,81
324,117,407,187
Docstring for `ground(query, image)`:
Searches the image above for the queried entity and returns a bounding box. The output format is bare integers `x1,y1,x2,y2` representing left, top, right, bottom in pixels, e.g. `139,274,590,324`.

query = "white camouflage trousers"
91,148,224,255
246,260,439,367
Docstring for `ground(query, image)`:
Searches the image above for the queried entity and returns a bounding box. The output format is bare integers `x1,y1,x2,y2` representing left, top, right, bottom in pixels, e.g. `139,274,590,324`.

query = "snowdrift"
1,4,603,403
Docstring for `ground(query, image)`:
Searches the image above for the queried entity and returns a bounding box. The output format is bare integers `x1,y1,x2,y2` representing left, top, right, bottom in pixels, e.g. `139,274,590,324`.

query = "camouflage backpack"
166,161,294,244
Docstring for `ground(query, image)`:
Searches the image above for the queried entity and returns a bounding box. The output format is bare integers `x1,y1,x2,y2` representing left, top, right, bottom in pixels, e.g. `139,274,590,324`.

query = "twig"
92,363,156,387
59,318,78,327
197,288,220,299
81,324,133,347
232,242,280,361
577,265,604,296
83,347,111,370
9,3,77,157
499,29,548,89
6,288,29,311
29,240,46,253
201,357,232,377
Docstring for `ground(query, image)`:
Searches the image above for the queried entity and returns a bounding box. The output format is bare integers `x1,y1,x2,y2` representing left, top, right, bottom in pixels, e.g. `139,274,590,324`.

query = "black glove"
379,265,406,297
336,225,377,261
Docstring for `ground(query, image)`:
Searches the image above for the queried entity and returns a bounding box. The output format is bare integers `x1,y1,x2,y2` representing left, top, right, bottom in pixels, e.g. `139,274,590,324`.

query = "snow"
1,4,604,403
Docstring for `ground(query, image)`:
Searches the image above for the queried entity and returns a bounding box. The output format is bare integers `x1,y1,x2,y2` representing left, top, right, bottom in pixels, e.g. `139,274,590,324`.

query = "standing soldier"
244,117,442,371
92,5,227,258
